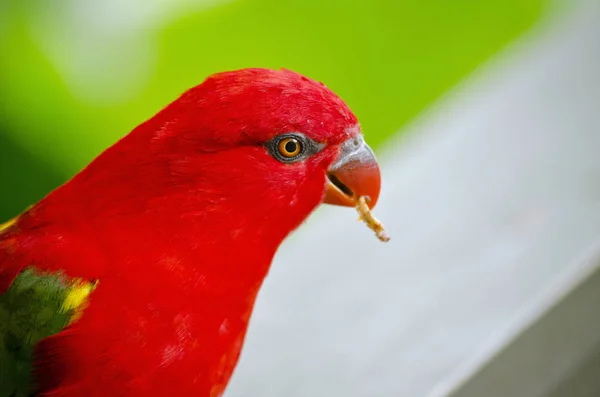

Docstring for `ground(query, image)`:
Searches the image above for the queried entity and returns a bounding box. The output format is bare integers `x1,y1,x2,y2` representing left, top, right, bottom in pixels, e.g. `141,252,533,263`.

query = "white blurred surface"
227,1,600,396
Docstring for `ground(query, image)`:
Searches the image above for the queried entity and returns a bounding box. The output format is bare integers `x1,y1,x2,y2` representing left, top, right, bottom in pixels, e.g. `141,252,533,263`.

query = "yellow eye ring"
277,137,303,158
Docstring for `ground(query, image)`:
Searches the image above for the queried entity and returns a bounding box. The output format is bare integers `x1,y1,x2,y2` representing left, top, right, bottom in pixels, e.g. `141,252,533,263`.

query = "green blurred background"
0,0,550,221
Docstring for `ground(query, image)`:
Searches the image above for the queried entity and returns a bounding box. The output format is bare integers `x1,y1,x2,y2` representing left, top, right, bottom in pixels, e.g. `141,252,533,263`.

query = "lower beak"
324,135,381,209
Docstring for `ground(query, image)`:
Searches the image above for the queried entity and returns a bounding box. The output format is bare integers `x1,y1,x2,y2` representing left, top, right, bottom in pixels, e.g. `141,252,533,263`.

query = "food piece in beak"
356,196,390,242
324,135,390,242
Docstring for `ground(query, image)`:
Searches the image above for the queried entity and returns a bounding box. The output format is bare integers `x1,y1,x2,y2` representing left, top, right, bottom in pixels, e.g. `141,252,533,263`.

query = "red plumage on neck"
1,68,359,396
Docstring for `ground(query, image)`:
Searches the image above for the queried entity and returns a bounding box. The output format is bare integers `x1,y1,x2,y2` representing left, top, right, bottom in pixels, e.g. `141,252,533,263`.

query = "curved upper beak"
324,135,381,209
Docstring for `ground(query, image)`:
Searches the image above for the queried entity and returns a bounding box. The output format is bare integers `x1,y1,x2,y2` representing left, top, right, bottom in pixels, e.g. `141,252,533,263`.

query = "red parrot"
0,68,382,397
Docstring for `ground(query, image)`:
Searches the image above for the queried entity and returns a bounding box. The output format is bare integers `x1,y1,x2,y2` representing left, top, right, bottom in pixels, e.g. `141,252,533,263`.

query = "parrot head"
130,68,381,239
36,68,381,261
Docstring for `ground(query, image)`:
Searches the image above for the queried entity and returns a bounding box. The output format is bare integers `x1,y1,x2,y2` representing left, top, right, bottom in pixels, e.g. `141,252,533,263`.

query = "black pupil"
285,140,298,154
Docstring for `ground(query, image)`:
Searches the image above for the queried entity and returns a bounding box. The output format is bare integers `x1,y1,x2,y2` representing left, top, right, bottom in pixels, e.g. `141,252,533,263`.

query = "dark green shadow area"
0,131,65,222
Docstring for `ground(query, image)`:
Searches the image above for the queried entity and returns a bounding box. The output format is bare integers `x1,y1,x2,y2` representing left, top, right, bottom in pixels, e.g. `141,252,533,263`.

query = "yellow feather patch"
61,279,98,324
0,217,17,233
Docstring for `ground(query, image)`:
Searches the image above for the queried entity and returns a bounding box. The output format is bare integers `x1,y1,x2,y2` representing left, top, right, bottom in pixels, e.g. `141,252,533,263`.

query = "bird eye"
278,137,302,158
266,133,322,163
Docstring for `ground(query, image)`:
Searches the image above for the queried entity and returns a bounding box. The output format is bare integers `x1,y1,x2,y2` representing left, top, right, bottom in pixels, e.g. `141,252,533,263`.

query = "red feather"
0,68,359,396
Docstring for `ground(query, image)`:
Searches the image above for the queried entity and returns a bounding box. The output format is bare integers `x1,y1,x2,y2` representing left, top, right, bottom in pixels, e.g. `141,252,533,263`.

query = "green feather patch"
0,268,93,397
